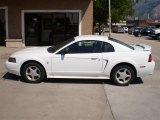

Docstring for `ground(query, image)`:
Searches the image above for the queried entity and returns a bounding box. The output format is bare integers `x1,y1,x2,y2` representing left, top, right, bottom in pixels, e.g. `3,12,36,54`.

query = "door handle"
91,58,97,60
91,57,101,61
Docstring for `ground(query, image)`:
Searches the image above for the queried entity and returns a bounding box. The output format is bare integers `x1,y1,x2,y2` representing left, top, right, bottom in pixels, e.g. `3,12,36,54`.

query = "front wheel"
21,62,46,83
111,65,135,86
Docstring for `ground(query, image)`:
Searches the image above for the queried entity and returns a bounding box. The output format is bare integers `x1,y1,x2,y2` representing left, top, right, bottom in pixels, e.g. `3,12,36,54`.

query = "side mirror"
58,47,70,55
60,48,69,55
60,49,69,60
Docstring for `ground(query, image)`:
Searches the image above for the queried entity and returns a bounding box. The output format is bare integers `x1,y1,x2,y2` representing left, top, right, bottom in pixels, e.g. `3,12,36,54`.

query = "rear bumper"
137,61,155,77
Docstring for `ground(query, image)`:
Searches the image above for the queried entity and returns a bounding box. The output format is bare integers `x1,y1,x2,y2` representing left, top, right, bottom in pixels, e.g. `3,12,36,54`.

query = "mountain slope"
133,0,160,19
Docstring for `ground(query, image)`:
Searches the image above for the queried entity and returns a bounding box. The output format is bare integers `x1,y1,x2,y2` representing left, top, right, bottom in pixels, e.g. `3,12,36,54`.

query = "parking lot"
0,33,160,120
104,33,160,120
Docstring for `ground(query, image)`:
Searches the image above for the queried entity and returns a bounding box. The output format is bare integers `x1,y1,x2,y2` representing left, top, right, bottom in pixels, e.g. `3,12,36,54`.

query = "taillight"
148,54,152,62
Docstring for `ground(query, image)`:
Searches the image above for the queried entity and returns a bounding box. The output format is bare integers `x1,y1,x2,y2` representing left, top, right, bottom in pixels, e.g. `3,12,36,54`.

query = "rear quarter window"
102,42,115,52
110,38,134,50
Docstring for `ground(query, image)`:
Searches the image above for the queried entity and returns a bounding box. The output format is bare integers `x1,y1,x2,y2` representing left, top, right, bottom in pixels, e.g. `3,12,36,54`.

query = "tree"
111,0,133,23
94,0,134,35
94,0,108,35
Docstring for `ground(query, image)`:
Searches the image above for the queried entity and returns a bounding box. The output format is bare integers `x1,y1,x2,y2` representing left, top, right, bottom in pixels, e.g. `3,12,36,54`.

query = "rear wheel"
111,65,135,86
21,62,45,83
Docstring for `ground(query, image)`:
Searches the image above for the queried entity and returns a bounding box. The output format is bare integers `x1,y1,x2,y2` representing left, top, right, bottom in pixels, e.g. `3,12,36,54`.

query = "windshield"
110,38,134,50
52,38,75,52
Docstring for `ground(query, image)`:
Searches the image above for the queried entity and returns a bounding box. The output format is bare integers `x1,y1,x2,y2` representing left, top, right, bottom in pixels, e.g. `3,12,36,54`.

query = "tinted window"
53,38,74,52
102,42,114,52
110,38,134,50
60,40,102,54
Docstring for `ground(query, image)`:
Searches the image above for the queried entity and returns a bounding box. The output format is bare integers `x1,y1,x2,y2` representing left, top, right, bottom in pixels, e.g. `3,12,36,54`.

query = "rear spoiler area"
131,43,151,51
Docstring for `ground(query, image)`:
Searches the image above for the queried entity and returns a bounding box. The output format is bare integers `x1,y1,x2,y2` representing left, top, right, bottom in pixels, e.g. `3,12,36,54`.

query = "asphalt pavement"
0,47,114,120
103,33,160,120
0,33,160,120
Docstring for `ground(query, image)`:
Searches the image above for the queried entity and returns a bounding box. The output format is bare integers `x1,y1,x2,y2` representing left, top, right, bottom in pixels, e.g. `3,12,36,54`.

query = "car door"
51,40,103,77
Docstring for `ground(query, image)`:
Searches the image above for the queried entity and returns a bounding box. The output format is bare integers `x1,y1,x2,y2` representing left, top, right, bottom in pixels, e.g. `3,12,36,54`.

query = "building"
127,19,160,28
0,0,93,47
147,20,160,28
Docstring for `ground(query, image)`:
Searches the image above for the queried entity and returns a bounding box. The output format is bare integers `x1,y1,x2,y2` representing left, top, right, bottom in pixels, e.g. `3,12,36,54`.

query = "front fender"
17,55,52,76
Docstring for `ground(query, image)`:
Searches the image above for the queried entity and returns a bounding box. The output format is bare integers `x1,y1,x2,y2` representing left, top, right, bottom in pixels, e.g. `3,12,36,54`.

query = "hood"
11,46,51,57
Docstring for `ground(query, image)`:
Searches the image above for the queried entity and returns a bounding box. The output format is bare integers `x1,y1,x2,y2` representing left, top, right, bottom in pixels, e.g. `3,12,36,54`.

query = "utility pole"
109,0,111,38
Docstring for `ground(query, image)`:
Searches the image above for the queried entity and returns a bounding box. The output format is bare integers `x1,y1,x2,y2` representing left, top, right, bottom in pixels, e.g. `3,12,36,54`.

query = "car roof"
74,35,109,41
134,27,143,29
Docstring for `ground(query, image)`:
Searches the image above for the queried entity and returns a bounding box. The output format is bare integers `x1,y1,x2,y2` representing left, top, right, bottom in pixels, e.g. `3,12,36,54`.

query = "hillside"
133,0,160,19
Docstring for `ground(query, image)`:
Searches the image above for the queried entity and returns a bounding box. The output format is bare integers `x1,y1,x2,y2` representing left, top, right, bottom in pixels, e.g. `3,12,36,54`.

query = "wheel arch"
110,62,137,77
20,60,47,77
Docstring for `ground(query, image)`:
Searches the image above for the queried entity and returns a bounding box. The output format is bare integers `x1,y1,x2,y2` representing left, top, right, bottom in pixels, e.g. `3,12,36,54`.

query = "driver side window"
59,40,102,54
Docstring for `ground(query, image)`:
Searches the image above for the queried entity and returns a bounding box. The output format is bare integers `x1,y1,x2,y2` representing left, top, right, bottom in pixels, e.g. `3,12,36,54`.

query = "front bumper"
5,61,21,76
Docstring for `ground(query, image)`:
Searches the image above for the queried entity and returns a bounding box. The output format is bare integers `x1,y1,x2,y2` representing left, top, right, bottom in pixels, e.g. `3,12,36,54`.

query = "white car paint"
5,35,155,81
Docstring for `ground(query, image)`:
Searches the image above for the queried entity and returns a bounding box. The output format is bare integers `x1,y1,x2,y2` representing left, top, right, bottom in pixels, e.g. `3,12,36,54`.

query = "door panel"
52,53,103,77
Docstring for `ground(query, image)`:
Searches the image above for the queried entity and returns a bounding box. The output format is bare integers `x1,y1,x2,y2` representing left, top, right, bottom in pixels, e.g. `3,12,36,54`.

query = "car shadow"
2,72,20,81
44,78,106,84
145,36,160,42
2,72,143,85
131,77,144,84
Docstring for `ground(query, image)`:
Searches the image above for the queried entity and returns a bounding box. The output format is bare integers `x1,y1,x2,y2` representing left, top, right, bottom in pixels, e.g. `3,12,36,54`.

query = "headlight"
8,57,16,63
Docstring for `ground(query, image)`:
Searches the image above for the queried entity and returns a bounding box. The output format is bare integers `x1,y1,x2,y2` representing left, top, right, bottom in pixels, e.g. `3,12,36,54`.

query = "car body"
128,27,134,35
134,27,154,37
149,28,160,40
94,28,100,32
112,26,125,33
5,35,155,86
103,27,109,32
133,27,143,37
123,27,128,33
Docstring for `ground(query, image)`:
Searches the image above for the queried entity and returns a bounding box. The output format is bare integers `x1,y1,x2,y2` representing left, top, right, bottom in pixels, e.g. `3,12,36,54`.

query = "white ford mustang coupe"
6,35,155,86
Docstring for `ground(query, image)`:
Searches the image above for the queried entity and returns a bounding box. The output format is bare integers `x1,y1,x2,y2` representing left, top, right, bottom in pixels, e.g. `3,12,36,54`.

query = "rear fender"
103,59,138,78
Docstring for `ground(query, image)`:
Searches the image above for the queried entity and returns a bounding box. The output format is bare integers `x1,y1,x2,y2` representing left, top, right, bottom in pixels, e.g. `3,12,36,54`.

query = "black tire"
138,33,141,37
156,34,160,40
111,65,135,86
134,34,138,37
21,62,45,83
151,37,156,40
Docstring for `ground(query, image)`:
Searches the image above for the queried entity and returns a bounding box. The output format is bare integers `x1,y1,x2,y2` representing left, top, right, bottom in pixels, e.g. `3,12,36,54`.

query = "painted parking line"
102,82,116,120
0,72,6,80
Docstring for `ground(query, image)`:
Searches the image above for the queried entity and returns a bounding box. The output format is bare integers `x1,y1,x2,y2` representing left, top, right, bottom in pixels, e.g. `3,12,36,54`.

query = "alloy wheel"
115,68,132,84
25,66,41,81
